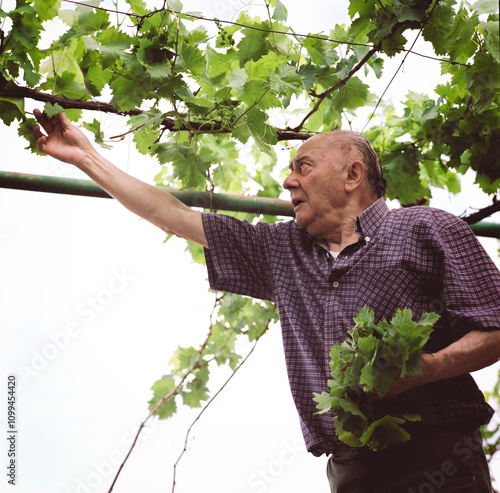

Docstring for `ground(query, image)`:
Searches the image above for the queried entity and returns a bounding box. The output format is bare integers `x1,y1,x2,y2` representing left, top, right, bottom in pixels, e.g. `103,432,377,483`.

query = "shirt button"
365,236,371,242
332,281,340,288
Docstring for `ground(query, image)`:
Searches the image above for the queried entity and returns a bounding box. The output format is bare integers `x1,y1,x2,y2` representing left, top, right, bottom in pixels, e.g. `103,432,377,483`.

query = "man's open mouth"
292,198,305,208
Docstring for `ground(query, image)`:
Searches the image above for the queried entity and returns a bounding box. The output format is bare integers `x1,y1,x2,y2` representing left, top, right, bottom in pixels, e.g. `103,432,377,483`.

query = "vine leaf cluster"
314,306,440,452
0,0,499,204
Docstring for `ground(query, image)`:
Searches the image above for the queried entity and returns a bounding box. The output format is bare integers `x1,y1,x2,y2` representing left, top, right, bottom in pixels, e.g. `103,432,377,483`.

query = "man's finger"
35,133,48,153
33,124,44,140
57,111,71,129
33,109,55,134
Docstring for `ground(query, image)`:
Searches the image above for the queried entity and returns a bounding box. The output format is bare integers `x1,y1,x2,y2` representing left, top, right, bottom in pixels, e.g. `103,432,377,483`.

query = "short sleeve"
439,216,500,339
202,213,280,302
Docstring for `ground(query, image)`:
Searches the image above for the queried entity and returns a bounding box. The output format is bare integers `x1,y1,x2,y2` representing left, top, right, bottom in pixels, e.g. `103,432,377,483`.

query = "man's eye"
300,163,309,172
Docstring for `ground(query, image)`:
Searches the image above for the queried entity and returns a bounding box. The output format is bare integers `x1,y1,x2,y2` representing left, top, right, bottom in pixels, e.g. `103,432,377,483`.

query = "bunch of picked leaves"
313,306,440,451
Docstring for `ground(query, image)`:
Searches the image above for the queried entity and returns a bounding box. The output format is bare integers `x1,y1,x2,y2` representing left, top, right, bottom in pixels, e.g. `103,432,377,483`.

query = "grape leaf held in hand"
313,306,440,451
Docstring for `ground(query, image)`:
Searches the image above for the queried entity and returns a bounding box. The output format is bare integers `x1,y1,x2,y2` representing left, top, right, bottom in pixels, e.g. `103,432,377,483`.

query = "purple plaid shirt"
202,198,499,456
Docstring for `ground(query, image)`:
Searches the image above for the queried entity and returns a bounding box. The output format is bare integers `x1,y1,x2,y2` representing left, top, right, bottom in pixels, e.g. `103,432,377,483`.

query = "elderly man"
34,110,500,492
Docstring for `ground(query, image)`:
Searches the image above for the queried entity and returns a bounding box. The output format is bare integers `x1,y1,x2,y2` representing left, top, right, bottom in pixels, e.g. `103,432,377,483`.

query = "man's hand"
368,329,500,400
365,353,437,400
33,110,94,168
33,108,208,246
366,353,438,400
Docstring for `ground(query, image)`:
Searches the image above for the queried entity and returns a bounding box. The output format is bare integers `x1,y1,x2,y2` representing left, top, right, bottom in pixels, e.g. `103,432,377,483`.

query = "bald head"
308,130,387,199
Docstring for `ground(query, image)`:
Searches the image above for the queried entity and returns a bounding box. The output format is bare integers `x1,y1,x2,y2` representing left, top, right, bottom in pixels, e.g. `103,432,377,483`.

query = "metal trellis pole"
1,171,499,238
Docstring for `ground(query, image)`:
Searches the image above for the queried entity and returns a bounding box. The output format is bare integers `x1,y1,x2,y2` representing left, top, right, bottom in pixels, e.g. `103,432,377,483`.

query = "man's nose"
283,172,298,190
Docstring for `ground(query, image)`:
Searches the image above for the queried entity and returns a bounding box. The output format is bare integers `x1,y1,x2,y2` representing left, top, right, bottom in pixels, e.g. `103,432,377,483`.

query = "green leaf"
180,365,209,408
418,311,441,327
472,0,499,14
167,0,183,10
393,0,431,22
170,346,201,374
96,27,133,69
43,72,88,99
185,241,206,265
337,430,364,447
205,46,238,78
402,414,422,422
149,374,178,420
109,76,144,112
65,3,110,34
84,65,112,94
153,140,212,188
357,335,378,357
353,306,376,329
480,21,500,63
34,0,61,22
331,77,370,111
125,0,148,15
178,41,205,76
82,119,112,150
18,119,45,155
228,68,248,89
390,308,412,327
382,147,423,204
43,102,64,118
237,23,270,65
233,107,278,153
313,392,333,412
273,0,288,21
41,37,86,83
268,64,302,96
360,415,410,451
133,127,158,155
298,63,317,91
422,2,454,55
336,397,367,418
348,0,377,19
381,31,407,57
0,96,24,125
446,9,478,63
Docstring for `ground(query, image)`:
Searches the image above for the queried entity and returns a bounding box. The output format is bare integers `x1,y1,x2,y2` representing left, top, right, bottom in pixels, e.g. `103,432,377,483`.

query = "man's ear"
344,160,365,192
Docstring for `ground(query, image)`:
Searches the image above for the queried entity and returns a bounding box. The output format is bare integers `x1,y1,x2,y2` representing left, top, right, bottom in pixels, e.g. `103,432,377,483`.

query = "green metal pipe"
469,221,500,238
0,171,294,217
1,171,499,238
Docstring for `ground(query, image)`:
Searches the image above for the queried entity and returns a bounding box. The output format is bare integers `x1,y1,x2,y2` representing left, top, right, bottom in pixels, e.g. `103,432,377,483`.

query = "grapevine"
313,306,440,451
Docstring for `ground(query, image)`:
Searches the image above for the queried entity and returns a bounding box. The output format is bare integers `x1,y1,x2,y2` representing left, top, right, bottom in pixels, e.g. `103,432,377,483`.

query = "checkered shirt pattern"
202,198,499,456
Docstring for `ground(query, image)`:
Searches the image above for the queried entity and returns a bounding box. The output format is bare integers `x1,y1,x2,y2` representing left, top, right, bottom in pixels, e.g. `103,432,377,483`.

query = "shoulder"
387,205,467,231
383,205,479,252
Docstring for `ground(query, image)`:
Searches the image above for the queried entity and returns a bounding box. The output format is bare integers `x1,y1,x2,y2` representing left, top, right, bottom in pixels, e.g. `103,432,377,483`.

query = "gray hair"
329,130,387,198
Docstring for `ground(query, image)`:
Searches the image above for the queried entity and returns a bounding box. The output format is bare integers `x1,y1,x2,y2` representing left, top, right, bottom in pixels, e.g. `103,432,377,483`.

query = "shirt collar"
355,197,390,241
310,197,390,253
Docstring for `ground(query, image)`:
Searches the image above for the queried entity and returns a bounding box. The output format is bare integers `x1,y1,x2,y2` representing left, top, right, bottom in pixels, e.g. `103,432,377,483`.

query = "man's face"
282,134,350,237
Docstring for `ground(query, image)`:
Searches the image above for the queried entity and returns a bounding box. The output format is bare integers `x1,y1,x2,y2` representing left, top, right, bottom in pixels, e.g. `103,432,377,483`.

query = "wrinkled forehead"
290,133,355,167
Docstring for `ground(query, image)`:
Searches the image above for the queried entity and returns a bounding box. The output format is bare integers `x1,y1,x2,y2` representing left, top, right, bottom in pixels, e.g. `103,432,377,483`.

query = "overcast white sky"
1,1,499,492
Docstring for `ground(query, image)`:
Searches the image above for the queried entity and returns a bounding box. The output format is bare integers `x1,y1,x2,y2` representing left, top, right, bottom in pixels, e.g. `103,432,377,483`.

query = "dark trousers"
326,427,492,493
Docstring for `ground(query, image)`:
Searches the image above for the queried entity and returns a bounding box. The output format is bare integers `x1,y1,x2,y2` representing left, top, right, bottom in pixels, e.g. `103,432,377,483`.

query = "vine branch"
2,83,313,141
107,294,224,493
290,41,383,133
463,196,500,225
171,321,271,493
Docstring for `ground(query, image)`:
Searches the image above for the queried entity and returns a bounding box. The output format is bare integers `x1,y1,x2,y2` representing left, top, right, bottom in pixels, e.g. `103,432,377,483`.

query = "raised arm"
33,110,207,247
